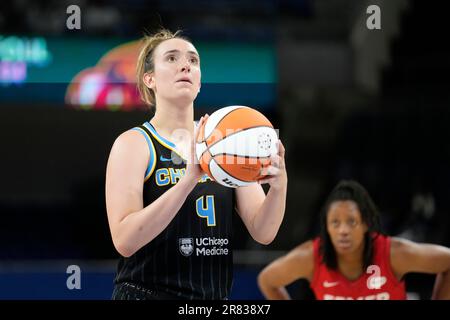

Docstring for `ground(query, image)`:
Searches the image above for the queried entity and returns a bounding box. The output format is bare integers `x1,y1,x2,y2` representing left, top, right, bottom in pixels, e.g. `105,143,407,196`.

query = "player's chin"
333,240,353,252
185,87,199,97
173,90,198,103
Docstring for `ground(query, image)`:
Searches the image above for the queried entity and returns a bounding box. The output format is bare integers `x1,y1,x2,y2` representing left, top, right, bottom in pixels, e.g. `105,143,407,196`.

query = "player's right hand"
184,114,209,183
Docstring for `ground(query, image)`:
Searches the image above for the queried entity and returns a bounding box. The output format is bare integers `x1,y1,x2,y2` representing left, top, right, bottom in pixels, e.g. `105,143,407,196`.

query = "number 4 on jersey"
196,195,216,226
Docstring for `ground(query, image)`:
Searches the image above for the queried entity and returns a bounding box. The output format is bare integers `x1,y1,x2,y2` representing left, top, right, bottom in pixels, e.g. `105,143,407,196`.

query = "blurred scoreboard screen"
0,35,276,111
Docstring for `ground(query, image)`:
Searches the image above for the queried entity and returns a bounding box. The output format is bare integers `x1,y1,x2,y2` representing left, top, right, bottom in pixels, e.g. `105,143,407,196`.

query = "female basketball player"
105,29,287,300
258,180,450,300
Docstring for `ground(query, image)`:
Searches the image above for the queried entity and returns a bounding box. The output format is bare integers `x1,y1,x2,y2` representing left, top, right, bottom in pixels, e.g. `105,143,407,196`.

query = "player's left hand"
258,139,287,191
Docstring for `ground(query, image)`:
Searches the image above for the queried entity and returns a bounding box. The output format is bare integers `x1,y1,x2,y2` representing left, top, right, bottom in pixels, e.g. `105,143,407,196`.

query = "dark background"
0,0,449,299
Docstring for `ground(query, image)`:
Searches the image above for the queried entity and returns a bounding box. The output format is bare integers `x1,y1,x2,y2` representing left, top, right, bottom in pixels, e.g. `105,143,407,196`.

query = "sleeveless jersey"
310,234,406,300
114,121,235,300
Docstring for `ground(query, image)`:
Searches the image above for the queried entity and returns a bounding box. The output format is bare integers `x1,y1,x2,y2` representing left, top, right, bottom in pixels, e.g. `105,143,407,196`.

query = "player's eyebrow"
163,49,199,57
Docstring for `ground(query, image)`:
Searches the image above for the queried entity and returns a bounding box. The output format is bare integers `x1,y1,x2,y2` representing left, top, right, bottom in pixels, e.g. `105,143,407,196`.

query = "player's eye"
330,220,339,228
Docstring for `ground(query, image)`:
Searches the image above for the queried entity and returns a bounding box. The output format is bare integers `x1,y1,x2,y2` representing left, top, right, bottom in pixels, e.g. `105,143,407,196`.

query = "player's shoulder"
116,127,149,145
110,128,150,157
389,237,425,279
289,240,314,260
389,237,420,271
390,237,414,254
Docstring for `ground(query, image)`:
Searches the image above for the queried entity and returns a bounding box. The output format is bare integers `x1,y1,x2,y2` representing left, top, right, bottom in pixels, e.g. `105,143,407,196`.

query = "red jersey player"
258,180,450,300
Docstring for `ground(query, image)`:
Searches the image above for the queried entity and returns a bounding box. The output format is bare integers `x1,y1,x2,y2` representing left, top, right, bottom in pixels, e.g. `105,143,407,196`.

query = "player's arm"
390,237,450,299
258,241,314,300
235,140,287,245
105,129,200,258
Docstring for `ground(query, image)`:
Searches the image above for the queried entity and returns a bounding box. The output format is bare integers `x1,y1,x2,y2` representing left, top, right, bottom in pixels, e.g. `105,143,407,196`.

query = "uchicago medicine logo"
179,237,229,257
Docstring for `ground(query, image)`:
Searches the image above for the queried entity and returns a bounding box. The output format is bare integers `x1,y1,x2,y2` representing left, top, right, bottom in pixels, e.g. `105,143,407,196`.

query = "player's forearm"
113,177,198,257
259,282,291,300
432,270,450,300
251,186,287,245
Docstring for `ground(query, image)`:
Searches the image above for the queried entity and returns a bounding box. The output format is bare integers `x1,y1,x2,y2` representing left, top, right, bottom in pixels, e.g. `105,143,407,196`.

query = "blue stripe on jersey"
143,122,176,149
131,127,156,180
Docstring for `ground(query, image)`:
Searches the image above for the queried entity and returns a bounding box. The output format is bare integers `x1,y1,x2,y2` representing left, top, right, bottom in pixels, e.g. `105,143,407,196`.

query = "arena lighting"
0,61,26,83
0,35,52,84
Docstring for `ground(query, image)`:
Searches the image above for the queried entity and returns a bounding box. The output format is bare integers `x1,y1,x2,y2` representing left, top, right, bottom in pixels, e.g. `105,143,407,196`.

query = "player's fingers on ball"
201,114,209,126
279,157,286,170
261,166,277,176
260,166,268,176
267,166,280,176
270,154,281,168
195,116,204,139
278,139,285,157
258,178,268,185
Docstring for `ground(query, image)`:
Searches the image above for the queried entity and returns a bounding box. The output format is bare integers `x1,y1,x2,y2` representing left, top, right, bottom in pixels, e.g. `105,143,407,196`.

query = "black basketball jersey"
114,121,235,300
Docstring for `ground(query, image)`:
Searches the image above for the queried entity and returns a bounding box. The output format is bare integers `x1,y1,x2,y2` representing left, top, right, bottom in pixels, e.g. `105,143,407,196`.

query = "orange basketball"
196,106,278,188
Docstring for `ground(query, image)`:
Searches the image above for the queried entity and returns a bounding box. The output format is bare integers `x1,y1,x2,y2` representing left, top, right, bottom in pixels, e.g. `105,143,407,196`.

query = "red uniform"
310,234,406,300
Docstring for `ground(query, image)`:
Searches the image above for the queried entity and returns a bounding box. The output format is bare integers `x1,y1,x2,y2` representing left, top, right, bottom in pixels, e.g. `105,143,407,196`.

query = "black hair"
319,180,382,270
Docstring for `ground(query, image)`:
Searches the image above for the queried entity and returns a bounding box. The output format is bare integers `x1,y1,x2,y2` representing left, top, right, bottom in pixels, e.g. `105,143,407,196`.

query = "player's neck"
151,100,194,138
337,254,363,270
337,245,365,280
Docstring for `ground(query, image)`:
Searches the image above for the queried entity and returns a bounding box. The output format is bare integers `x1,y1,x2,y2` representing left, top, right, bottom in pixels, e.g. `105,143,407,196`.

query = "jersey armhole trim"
131,127,157,181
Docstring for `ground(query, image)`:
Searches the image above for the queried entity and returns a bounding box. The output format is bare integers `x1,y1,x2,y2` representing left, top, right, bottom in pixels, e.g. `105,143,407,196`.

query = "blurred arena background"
0,0,449,299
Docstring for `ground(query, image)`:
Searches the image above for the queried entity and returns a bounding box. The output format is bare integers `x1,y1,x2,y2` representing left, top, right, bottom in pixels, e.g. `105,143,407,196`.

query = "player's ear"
143,72,155,90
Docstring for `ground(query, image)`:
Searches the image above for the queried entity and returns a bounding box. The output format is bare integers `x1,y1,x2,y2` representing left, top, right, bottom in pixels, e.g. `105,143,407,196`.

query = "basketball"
196,106,278,188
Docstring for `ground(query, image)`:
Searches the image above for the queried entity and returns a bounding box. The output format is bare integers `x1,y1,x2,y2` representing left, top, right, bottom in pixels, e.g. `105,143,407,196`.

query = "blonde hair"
136,29,190,107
